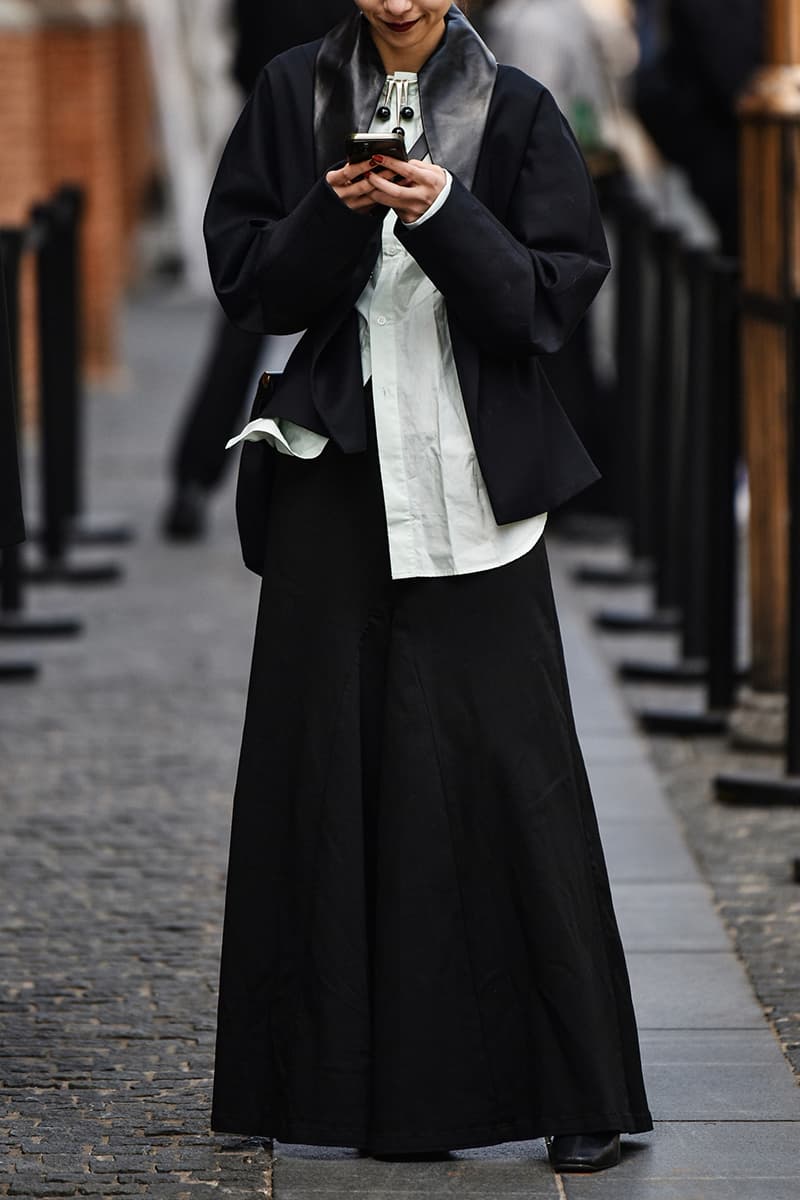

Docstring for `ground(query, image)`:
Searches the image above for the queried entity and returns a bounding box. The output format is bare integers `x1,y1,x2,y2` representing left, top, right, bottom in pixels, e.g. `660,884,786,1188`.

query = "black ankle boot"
546,1131,620,1173
162,483,209,541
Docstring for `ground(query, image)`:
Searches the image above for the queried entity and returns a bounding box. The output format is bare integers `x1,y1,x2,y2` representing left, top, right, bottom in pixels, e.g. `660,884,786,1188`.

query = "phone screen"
345,134,408,165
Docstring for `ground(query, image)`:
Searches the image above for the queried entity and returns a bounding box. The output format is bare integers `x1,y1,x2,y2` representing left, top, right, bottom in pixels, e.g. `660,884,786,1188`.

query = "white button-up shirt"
227,72,547,579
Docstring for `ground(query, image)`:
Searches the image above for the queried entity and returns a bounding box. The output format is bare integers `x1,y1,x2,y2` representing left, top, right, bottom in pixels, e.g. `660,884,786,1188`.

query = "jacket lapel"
309,5,497,451
418,7,497,191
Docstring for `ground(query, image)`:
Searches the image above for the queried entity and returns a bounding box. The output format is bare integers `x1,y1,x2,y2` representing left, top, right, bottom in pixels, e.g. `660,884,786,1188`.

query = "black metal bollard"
593,219,684,634
0,236,37,681
620,198,655,563
574,194,656,587
52,185,133,548
34,200,71,568
618,246,718,686
55,187,82,530
652,226,688,614
0,230,26,619
679,247,714,664
0,226,81,640
704,258,741,715
26,196,121,585
636,257,742,735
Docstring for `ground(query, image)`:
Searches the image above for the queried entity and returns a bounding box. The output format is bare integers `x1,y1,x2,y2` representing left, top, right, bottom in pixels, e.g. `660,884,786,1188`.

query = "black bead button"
400,105,415,121
377,105,391,120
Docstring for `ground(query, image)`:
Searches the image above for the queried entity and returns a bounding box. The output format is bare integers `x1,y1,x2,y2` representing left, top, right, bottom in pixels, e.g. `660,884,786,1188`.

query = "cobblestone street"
1,294,268,1197
2,291,800,1198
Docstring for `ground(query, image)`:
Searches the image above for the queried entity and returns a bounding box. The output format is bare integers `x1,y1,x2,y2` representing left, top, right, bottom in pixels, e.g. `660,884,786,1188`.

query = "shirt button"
376,315,387,326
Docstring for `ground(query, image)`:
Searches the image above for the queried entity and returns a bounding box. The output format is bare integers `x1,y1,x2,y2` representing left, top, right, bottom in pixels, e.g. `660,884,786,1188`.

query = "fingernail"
371,155,384,163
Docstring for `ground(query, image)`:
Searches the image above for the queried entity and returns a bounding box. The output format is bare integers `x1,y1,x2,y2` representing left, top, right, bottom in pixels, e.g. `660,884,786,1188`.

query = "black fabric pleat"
211,393,652,1151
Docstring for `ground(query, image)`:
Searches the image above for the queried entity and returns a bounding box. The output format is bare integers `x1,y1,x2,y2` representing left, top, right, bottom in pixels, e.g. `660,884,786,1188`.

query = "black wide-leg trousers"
211,398,652,1152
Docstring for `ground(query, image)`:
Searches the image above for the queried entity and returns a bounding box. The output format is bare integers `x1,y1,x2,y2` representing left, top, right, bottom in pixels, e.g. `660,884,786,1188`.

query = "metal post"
680,248,714,663
617,250,733,691
0,231,26,619
0,226,81,638
787,300,800,774
26,198,121,586
0,236,38,682
593,220,681,634
34,200,70,568
574,194,655,587
56,187,83,525
652,226,687,614
628,258,742,737
54,184,134,547
626,200,656,565
705,259,741,715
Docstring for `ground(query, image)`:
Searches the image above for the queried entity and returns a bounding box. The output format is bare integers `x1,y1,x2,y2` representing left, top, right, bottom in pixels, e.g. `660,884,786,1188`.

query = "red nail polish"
372,154,384,163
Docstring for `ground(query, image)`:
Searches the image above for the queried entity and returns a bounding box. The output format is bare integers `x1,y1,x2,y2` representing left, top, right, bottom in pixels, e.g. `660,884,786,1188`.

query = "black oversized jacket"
204,35,610,554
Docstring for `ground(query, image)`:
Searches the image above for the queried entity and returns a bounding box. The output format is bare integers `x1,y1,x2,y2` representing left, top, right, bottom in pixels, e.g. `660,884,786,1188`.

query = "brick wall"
40,19,125,373
0,2,156,399
0,15,39,420
0,24,45,226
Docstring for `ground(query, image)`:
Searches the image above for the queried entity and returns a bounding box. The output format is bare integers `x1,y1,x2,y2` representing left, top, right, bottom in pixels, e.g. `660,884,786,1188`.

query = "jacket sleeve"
394,86,610,357
203,65,381,335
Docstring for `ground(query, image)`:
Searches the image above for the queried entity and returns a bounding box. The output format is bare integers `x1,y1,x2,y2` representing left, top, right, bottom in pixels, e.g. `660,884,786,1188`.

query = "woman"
204,0,652,1175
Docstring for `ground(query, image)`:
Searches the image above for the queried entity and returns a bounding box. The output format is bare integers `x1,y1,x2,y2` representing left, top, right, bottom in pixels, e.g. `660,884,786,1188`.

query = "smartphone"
345,133,408,166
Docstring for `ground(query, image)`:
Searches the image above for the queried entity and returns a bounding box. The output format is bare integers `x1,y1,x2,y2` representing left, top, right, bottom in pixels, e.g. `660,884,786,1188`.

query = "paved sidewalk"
573,549,800,1082
2,292,799,1198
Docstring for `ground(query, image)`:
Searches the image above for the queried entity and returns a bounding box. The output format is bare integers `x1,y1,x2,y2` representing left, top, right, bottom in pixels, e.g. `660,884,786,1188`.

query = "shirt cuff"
401,171,452,229
226,417,328,459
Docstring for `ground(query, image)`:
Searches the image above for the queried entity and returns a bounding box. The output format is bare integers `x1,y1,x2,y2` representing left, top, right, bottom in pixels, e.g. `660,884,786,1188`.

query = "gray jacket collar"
313,5,497,192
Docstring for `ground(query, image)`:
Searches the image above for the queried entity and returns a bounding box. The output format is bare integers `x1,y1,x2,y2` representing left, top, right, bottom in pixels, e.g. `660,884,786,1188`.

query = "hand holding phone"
362,156,448,225
326,131,410,213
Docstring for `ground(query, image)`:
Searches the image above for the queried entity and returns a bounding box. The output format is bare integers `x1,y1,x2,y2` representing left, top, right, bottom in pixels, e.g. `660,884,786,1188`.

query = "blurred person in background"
484,0,635,158
483,0,641,517
634,0,762,254
204,0,651,1172
161,0,353,540
138,0,240,295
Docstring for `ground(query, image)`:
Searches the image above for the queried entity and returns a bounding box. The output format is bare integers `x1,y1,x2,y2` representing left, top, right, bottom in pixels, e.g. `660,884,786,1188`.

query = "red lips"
385,19,420,33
